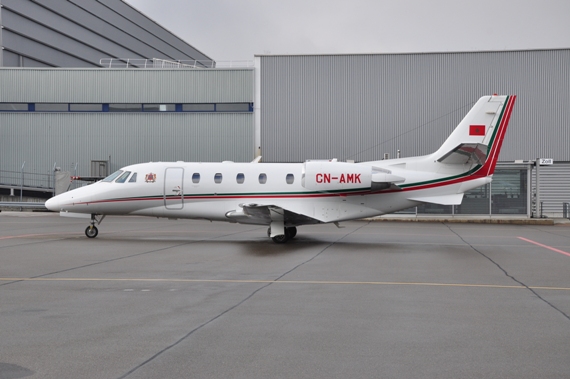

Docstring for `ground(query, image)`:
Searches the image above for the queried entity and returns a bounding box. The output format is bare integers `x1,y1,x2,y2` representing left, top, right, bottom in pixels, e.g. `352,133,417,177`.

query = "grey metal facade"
259,50,570,163
0,68,255,103
0,68,255,181
0,0,211,68
1,112,254,174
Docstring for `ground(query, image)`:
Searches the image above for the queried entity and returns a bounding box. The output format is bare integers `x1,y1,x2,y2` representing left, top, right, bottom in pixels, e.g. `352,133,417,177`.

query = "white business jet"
45,95,516,243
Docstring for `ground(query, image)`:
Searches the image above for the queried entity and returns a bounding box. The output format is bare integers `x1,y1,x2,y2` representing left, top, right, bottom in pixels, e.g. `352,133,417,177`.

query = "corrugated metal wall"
0,68,255,180
0,0,212,68
0,68,254,103
0,112,254,176
260,50,570,163
532,163,570,218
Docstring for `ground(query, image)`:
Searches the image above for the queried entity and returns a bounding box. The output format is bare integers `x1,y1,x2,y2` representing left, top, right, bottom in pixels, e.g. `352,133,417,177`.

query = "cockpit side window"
128,173,137,183
115,171,131,183
102,170,123,182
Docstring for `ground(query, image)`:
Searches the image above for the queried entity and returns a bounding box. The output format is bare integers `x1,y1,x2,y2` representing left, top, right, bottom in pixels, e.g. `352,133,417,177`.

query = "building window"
109,104,142,112
192,173,200,183
286,174,294,184
182,103,215,112
259,173,267,184
216,103,252,112
35,103,68,111
0,103,29,111
214,173,223,183
70,104,103,111
143,104,176,112
236,173,245,184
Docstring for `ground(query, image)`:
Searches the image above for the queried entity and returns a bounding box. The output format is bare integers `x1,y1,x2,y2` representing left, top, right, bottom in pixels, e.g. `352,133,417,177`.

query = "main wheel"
286,227,297,239
271,232,290,244
85,225,98,238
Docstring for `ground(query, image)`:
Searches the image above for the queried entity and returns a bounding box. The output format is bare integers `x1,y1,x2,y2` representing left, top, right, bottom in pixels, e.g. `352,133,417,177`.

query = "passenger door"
164,167,184,210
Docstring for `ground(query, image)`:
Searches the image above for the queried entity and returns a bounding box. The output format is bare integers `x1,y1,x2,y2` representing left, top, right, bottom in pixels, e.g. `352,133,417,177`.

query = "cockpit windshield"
102,170,123,182
115,171,131,183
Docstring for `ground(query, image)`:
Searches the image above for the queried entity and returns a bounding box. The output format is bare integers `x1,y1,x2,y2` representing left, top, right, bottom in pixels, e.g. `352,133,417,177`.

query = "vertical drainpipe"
534,158,542,218
254,56,262,160
0,2,4,67
527,162,532,218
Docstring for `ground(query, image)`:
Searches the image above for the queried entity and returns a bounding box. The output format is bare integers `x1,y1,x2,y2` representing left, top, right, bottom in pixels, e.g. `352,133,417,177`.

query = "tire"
271,234,289,244
286,227,297,239
85,226,98,238
271,228,290,244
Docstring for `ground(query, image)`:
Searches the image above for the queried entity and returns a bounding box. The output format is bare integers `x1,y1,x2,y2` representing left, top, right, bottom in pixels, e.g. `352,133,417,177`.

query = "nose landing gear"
85,214,105,239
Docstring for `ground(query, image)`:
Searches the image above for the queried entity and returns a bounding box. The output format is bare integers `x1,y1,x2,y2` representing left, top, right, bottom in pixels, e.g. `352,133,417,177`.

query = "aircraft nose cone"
45,196,63,211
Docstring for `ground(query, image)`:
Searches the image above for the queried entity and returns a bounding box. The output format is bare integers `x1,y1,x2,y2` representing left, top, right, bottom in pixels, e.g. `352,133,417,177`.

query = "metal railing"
0,163,55,201
99,58,254,69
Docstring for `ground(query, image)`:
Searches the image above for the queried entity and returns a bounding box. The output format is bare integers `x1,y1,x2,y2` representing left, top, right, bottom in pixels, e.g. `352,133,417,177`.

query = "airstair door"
164,167,184,210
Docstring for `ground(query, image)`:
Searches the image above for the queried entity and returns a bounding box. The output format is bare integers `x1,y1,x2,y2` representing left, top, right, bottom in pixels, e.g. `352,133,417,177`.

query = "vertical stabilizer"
433,95,516,177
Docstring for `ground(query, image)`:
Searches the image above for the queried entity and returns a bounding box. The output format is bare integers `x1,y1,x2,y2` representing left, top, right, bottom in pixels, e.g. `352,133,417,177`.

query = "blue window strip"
0,103,254,113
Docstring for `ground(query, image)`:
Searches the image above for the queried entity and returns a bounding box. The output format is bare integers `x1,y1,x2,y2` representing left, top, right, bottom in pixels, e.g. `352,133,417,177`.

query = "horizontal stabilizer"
408,193,464,205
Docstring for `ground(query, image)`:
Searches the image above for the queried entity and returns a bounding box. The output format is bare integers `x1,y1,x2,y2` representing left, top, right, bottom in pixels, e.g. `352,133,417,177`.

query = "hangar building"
1,0,568,218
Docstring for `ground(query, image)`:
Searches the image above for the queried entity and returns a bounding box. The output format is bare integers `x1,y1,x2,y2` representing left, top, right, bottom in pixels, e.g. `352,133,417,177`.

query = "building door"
164,167,184,210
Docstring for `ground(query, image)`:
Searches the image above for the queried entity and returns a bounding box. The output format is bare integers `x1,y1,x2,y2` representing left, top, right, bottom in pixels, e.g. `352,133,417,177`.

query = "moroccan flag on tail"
469,125,486,136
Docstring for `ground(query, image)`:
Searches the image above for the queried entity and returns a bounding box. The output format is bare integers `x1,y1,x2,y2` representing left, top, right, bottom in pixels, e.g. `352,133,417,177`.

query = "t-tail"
432,95,516,178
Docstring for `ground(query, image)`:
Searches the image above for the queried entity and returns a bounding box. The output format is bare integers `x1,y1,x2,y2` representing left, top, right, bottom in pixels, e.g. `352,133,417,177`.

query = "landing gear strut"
85,214,105,239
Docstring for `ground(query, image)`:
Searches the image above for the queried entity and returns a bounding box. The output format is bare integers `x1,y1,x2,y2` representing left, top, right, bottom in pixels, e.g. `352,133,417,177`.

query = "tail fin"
433,95,516,177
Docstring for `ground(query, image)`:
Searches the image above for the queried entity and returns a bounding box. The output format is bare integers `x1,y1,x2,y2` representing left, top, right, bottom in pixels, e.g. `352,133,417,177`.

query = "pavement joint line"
1,277,569,290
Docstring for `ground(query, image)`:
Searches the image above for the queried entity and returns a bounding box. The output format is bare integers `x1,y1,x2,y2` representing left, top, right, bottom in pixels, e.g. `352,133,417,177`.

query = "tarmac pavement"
1,212,569,379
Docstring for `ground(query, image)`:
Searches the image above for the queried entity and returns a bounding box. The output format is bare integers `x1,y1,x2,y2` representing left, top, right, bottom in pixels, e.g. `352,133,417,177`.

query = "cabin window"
236,173,245,184
214,173,223,183
259,173,267,184
192,173,200,183
102,170,123,182
115,171,131,183
286,174,294,184
128,173,137,183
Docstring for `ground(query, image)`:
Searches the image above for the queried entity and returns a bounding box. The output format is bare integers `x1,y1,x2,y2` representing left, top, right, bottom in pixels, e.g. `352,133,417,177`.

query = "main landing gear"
267,226,297,244
85,214,105,239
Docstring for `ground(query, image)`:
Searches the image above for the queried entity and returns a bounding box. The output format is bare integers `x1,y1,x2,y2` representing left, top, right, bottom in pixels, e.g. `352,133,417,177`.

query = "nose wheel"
85,225,99,238
84,214,105,238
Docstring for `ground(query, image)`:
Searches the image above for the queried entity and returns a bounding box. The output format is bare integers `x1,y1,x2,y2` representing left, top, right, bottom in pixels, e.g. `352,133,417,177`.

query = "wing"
226,203,323,226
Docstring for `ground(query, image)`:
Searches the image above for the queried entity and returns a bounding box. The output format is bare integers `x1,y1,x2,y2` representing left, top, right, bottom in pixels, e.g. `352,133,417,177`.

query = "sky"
124,0,570,63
